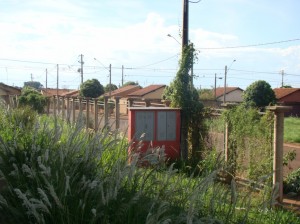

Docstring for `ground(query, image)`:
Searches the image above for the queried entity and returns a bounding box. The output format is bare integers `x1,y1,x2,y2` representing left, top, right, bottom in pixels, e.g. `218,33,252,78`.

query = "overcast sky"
1,0,300,90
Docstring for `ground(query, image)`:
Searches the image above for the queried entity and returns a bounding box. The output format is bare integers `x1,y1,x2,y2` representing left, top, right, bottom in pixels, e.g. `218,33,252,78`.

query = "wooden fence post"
61,96,65,120
66,97,70,123
86,97,90,129
72,97,76,123
53,96,57,119
104,96,109,127
115,96,120,130
94,98,98,131
267,106,292,204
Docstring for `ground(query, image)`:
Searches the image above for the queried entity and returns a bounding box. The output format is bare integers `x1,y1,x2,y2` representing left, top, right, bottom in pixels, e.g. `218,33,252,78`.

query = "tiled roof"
215,87,243,98
103,85,141,97
273,88,300,100
0,82,21,95
61,89,80,97
128,85,166,97
40,88,75,96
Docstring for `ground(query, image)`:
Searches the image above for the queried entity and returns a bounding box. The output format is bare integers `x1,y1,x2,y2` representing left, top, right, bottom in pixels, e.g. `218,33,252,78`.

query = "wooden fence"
46,95,168,132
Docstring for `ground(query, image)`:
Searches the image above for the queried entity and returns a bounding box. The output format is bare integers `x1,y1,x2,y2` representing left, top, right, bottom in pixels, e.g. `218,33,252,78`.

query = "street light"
223,59,236,104
167,34,181,45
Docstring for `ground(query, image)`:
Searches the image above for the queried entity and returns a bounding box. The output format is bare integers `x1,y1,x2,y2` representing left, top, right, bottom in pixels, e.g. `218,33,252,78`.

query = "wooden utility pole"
46,69,48,90
223,65,227,104
56,64,59,96
109,64,112,97
180,0,189,160
80,54,84,84
281,70,284,87
182,0,189,48
122,65,124,86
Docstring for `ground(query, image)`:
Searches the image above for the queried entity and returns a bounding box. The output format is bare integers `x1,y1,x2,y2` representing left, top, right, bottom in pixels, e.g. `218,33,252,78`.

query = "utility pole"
223,65,227,104
182,0,189,49
109,64,112,97
56,64,59,96
46,69,48,90
122,65,124,86
79,54,84,84
281,70,284,87
31,73,33,82
214,73,217,100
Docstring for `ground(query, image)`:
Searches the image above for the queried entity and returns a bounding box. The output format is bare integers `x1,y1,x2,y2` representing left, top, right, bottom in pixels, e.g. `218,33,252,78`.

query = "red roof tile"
273,88,300,100
40,88,75,96
128,85,166,97
103,85,141,97
215,87,243,98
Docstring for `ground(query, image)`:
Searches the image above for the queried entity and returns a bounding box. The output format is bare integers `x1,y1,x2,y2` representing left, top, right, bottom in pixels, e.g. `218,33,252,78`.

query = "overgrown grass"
0,105,299,223
284,117,300,143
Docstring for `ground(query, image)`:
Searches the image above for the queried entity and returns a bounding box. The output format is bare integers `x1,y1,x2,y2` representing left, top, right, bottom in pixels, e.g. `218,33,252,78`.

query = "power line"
133,54,179,69
197,38,300,50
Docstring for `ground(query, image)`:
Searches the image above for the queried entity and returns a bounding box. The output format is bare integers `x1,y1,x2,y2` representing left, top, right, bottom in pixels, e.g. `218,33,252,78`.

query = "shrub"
284,168,300,195
18,87,47,113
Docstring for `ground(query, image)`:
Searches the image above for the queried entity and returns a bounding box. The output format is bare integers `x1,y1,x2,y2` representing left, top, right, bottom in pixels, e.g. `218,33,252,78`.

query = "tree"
24,81,43,89
122,81,139,87
104,83,118,93
243,80,276,108
18,87,47,113
198,88,214,100
80,79,104,98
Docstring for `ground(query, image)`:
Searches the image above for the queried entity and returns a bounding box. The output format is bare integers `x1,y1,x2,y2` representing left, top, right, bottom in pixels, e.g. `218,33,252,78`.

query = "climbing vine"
163,43,206,163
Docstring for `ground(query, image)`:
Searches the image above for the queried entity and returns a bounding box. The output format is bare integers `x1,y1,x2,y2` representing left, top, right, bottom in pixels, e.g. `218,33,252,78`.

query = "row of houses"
1,82,300,116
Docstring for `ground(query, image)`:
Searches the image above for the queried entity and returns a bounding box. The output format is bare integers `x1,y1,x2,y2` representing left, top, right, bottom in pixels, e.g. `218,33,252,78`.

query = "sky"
0,0,300,90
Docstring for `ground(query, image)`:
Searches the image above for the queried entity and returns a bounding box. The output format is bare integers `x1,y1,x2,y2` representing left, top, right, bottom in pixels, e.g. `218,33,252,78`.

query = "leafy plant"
243,80,277,109
18,87,47,113
80,79,104,98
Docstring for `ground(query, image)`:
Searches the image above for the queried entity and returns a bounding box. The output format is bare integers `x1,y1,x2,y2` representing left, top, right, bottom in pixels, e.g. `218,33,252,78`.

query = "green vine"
163,43,206,163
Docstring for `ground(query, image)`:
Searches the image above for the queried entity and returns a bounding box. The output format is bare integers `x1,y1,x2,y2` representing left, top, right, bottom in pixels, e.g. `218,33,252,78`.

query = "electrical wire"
197,38,300,50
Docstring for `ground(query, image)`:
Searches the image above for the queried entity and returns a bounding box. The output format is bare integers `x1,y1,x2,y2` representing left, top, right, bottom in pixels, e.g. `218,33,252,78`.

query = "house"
0,83,21,105
127,84,166,100
101,85,141,114
215,87,244,104
40,88,75,97
273,88,300,116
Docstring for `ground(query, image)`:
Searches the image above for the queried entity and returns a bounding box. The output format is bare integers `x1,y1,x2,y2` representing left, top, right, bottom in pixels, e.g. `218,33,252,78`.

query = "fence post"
53,96,57,119
61,96,65,120
66,97,70,122
115,96,120,130
72,97,76,123
145,99,151,107
127,98,133,114
86,97,90,129
94,98,98,131
104,96,109,127
46,97,50,115
267,106,292,204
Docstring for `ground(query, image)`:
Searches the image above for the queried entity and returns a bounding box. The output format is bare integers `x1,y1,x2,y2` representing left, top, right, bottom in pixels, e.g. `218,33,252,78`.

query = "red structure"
128,107,181,160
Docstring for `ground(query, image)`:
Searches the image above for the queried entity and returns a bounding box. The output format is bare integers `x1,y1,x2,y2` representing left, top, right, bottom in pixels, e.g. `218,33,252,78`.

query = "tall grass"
0,106,299,223
284,117,300,143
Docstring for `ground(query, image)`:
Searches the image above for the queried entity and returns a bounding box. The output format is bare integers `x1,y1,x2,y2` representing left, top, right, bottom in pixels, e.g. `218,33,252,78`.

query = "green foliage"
284,117,300,143
18,87,47,113
222,105,274,180
104,83,118,93
198,88,214,100
122,81,139,87
243,80,276,108
284,168,300,195
163,43,206,163
24,81,43,89
80,79,104,98
0,106,299,223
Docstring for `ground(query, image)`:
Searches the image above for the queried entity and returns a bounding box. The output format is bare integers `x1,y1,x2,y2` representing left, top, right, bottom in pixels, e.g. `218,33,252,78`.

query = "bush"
0,107,299,224
284,168,300,195
18,87,47,113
